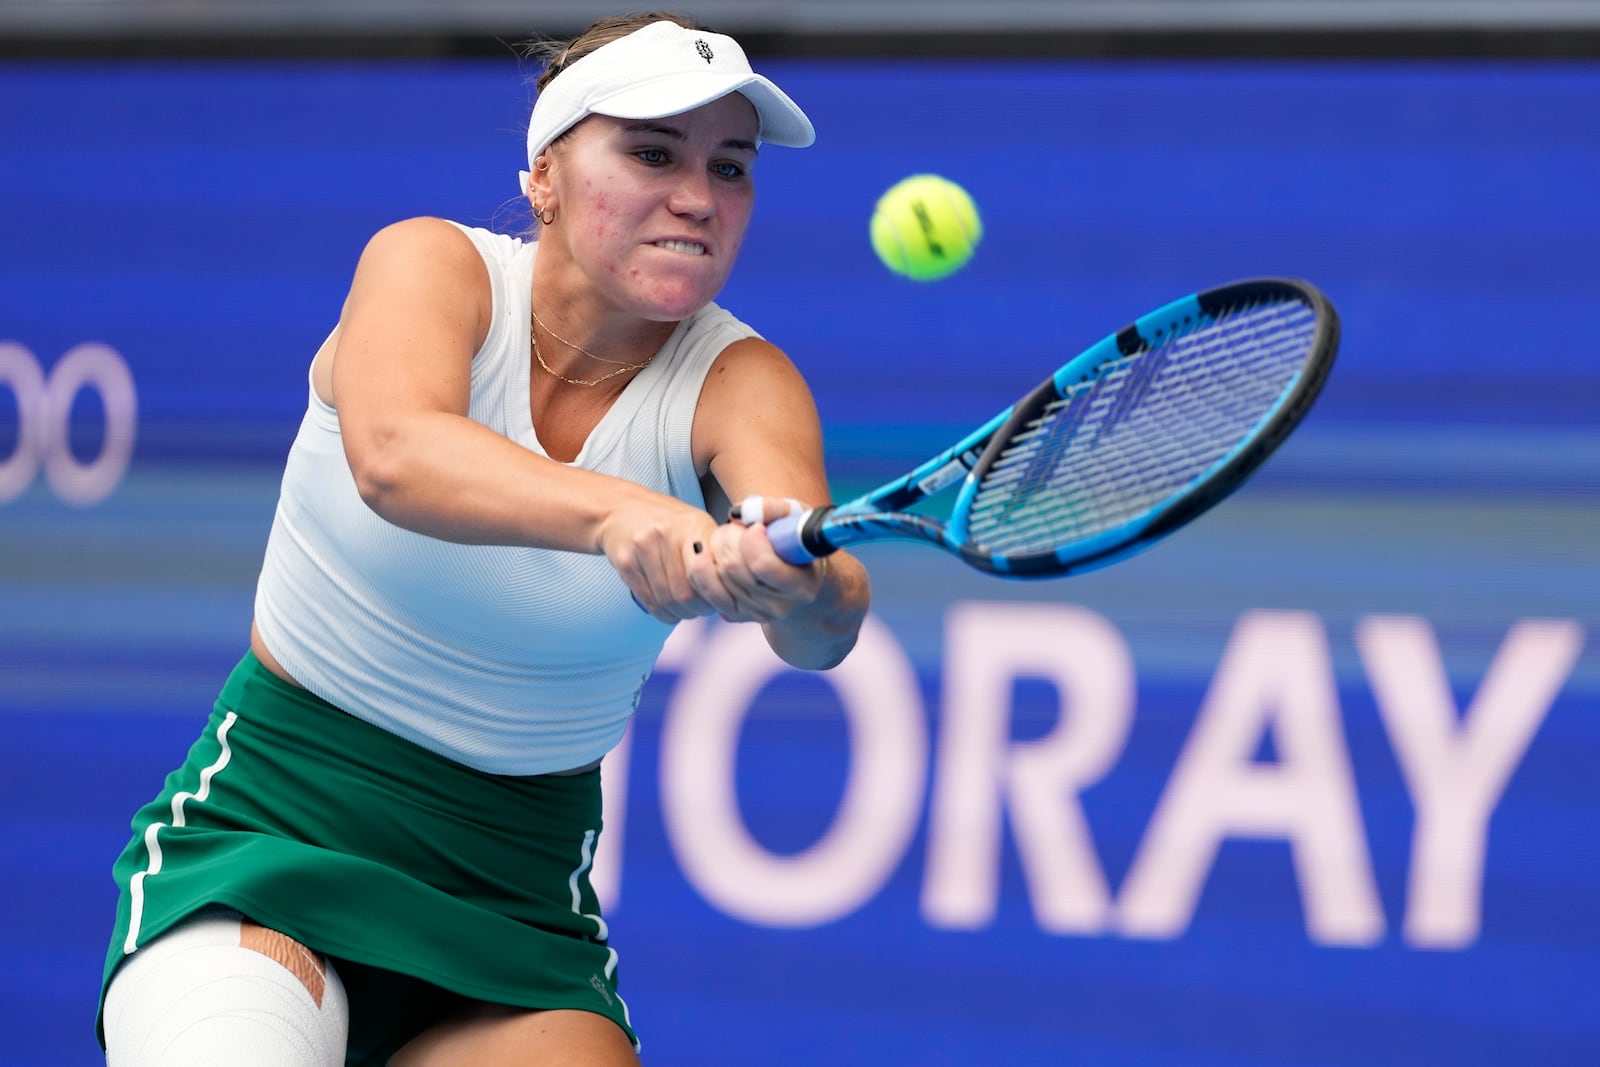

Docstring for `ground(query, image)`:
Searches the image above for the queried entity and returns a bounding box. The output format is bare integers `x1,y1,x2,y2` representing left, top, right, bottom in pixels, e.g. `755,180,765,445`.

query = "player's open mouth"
653,240,707,256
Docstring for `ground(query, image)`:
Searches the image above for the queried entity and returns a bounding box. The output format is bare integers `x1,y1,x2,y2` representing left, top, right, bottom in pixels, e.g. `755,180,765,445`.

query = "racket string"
978,341,1292,518
965,300,1317,555
971,307,1307,544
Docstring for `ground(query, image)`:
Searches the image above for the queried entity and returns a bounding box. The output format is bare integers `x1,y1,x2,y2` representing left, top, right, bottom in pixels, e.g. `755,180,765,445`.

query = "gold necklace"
532,307,647,367
530,306,655,387
533,332,651,387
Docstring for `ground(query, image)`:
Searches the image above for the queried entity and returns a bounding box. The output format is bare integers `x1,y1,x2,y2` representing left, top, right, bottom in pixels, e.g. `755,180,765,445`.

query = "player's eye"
635,148,669,165
712,161,747,180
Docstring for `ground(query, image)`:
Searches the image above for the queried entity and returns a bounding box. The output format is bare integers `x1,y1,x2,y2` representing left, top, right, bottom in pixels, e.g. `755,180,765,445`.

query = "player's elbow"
798,636,859,672
344,425,412,516
766,569,871,670
767,623,860,671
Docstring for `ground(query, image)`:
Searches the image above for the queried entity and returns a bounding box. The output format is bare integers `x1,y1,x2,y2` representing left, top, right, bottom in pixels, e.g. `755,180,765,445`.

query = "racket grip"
765,513,814,565
767,506,838,566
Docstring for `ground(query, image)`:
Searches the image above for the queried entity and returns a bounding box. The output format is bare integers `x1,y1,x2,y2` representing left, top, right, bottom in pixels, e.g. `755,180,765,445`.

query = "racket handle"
765,512,814,564
767,506,837,566
728,496,836,566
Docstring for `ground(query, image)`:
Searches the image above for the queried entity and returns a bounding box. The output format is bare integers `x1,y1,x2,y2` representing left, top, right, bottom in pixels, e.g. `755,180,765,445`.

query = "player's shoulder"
689,304,781,363
352,217,490,290
702,330,812,409
363,216,478,260
342,218,494,339
717,333,789,370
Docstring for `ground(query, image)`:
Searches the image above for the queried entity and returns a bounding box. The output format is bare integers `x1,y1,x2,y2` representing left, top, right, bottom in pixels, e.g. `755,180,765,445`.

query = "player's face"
545,94,760,321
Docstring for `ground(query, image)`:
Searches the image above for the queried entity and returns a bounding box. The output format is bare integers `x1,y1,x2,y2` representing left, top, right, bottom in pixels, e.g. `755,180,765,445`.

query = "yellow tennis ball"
870,174,983,281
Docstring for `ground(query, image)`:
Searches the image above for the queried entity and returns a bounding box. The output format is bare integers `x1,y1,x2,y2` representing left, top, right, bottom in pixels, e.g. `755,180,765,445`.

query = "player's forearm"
346,410,652,552
761,552,871,670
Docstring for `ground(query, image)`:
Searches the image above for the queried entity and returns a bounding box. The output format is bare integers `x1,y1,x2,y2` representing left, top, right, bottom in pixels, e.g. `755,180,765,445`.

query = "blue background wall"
2,57,1597,1066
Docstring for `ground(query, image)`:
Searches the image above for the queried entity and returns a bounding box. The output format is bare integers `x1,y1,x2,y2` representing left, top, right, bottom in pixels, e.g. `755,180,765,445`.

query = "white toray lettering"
658,614,927,927
1115,610,1386,946
598,605,1577,951
1358,614,1585,948
922,601,1135,933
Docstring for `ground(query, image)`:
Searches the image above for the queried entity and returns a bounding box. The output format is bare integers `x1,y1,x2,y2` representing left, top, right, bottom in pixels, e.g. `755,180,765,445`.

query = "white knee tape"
105,912,348,1067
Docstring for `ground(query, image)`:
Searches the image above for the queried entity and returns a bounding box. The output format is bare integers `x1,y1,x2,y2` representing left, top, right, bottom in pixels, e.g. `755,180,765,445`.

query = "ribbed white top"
254,223,755,774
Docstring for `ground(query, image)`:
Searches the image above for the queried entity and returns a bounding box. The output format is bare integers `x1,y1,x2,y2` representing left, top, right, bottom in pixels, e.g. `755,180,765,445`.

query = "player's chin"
640,290,723,322
635,264,733,317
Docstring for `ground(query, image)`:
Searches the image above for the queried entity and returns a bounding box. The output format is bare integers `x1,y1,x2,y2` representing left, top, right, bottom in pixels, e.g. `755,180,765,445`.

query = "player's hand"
692,497,827,622
598,498,722,623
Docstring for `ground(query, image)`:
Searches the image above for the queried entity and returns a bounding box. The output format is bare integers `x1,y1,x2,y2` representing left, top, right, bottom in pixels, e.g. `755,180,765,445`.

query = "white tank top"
253,222,758,775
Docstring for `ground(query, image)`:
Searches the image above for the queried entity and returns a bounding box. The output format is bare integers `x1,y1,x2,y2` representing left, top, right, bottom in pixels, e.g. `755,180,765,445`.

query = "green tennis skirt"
98,651,634,1064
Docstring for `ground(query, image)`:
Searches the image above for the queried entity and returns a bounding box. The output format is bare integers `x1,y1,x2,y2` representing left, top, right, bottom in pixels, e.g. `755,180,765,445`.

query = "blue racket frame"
768,278,1339,577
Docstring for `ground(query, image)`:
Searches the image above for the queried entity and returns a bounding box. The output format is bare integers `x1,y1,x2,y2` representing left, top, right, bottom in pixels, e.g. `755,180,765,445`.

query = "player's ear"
527,153,558,206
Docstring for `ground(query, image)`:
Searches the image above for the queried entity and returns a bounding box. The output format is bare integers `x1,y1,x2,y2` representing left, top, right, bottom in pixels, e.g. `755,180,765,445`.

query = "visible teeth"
655,240,706,256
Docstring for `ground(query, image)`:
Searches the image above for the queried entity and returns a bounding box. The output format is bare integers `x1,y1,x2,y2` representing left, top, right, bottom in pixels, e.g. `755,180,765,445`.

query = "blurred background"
3,1,1597,1064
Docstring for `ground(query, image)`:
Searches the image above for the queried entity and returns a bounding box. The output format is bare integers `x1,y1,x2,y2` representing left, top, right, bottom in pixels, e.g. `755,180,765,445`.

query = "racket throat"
798,505,838,558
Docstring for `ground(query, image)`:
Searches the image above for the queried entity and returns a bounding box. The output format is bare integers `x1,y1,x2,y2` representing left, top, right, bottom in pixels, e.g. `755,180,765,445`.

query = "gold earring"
534,201,555,226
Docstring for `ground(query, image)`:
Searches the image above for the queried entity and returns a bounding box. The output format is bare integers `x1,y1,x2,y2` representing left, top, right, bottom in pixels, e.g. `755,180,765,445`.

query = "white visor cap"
521,20,815,192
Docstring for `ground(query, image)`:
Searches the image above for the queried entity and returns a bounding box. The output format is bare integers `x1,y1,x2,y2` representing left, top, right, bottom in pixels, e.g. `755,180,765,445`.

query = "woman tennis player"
97,12,869,1065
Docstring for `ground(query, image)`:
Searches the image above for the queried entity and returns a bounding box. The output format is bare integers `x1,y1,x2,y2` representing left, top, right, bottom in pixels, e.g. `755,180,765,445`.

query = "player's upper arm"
329,217,491,494
692,337,831,513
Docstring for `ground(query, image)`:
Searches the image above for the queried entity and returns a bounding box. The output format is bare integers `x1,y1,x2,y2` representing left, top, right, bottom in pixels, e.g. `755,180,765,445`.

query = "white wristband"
733,495,804,526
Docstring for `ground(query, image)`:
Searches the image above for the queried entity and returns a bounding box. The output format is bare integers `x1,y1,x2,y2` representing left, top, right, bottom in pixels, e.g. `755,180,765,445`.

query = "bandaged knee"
104,910,347,1066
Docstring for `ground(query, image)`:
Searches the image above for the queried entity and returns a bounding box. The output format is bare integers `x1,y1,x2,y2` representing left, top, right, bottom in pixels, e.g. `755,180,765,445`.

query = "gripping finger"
728,495,804,527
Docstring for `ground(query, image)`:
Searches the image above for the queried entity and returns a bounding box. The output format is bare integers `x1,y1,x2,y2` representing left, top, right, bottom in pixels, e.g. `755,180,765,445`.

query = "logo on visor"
695,39,714,63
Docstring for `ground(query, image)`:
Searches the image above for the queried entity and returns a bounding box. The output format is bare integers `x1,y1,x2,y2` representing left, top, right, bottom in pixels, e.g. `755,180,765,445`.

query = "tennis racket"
742,277,1338,577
